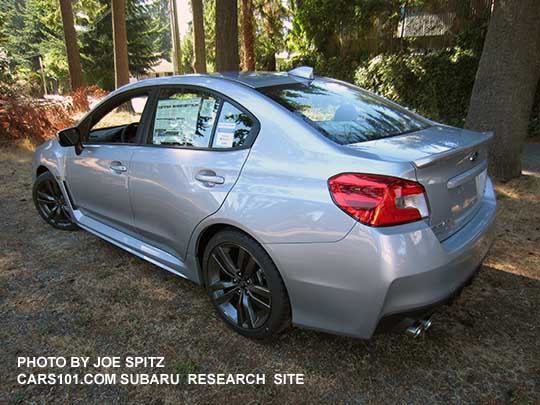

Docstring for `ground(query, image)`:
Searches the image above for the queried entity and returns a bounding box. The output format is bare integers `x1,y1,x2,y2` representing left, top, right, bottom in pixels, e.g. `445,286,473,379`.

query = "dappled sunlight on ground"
490,175,540,280
0,145,538,403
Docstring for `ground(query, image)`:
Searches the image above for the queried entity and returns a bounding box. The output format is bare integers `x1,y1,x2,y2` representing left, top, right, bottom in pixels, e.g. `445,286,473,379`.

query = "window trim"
78,87,158,146
142,84,260,152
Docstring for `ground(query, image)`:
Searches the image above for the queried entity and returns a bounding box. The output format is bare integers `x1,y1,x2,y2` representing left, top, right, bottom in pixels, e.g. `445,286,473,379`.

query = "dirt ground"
1,144,539,404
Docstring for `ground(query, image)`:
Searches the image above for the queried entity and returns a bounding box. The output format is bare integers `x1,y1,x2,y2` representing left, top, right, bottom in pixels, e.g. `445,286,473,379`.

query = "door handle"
195,172,225,185
110,161,127,173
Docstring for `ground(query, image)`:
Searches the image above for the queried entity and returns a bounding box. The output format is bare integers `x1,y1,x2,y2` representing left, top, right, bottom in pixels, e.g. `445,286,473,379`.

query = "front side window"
259,80,430,145
212,102,255,149
87,95,148,144
150,89,220,147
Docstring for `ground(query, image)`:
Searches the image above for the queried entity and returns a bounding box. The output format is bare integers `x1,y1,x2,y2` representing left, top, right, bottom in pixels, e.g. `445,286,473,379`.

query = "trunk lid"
346,125,493,240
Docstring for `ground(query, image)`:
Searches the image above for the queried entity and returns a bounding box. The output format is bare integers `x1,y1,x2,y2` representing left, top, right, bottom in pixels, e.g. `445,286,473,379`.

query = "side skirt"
72,210,198,282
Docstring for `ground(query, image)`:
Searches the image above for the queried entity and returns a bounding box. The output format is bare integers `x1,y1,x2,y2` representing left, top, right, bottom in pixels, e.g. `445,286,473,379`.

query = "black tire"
33,171,78,231
203,229,291,338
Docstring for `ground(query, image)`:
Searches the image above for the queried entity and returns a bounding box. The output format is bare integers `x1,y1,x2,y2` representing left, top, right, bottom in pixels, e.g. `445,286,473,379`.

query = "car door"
65,90,153,231
129,86,259,261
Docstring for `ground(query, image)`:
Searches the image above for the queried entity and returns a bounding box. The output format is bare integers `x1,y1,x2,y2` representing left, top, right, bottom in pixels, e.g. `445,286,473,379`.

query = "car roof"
119,71,307,93
214,71,305,88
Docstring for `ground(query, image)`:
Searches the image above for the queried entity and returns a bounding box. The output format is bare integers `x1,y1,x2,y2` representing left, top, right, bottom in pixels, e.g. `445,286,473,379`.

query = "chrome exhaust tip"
405,322,424,338
405,317,432,338
420,317,432,331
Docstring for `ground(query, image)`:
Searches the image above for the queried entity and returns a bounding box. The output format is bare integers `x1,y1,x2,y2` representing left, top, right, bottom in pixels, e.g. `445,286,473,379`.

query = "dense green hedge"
281,46,540,136
354,48,480,127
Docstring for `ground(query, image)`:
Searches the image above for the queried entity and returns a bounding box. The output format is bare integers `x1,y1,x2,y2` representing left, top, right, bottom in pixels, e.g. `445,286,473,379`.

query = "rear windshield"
259,79,430,145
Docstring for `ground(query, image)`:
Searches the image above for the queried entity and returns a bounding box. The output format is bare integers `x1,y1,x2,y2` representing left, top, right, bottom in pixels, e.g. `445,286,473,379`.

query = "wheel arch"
195,224,250,279
36,165,50,177
192,222,285,289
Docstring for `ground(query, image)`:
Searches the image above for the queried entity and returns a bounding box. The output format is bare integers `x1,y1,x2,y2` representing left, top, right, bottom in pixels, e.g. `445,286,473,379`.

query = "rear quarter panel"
190,83,418,247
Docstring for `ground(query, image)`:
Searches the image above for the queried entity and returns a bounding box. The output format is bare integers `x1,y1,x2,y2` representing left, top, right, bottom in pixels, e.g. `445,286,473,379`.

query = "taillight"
328,173,429,227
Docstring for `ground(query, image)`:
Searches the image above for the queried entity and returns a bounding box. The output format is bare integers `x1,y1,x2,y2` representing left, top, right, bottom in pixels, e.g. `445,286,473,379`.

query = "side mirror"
58,127,83,155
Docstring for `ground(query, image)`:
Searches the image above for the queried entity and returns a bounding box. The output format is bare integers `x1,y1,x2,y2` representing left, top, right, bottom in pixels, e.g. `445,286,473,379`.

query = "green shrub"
354,48,480,127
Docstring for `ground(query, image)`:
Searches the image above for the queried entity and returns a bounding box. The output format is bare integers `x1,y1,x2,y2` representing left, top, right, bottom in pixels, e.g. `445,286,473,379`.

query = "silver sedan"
32,67,496,339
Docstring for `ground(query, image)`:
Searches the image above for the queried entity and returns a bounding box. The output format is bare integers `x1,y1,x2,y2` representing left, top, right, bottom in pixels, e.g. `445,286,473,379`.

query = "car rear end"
347,127,496,329
255,76,496,338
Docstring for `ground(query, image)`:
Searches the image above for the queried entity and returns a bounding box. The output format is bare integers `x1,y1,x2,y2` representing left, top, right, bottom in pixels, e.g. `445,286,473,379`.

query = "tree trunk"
111,0,130,88
260,1,279,71
215,0,240,72
58,0,85,90
170,0,183,74
465,0,540,181
191,0,207,73
240,0,255,71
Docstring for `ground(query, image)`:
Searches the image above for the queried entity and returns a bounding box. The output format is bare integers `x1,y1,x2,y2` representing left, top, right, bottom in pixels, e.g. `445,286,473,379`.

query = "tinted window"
212,102,255,149
259,80,430,145
150,89,220,147
87,95,148,144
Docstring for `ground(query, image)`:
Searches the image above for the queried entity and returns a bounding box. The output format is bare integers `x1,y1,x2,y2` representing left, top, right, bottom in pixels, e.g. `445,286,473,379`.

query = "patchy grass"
175,361,199,384
0,145,538,403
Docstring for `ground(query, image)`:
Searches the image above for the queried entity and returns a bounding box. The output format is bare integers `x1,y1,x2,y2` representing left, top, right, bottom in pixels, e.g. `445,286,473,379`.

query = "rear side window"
212,102,255,149
149,89,257,149
150,89,220,147
259,80,430,145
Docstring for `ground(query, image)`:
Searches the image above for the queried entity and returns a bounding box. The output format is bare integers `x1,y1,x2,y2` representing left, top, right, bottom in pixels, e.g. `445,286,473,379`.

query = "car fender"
32,138,67,181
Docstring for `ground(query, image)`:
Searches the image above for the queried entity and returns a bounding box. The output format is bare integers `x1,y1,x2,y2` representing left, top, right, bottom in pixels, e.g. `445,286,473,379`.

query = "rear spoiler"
413,131,494,169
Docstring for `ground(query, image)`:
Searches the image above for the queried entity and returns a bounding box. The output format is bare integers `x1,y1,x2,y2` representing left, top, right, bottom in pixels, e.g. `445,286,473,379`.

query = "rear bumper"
265,178,496,338
374,264,481,334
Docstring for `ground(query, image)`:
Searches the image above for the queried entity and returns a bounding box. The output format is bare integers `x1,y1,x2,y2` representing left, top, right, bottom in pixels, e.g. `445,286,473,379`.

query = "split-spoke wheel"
33,171,77,231
204,230,290,338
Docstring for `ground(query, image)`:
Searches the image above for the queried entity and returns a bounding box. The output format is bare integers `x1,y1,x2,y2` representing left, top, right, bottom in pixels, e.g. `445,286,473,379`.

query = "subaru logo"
469,151,479,162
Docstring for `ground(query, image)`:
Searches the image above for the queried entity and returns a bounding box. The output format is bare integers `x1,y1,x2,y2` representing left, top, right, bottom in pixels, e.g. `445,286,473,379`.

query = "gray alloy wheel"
203,230,291,338
33,171,78,231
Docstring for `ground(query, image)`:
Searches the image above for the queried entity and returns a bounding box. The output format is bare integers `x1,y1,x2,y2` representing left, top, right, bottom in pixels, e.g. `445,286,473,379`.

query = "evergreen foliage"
0,0,170,91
